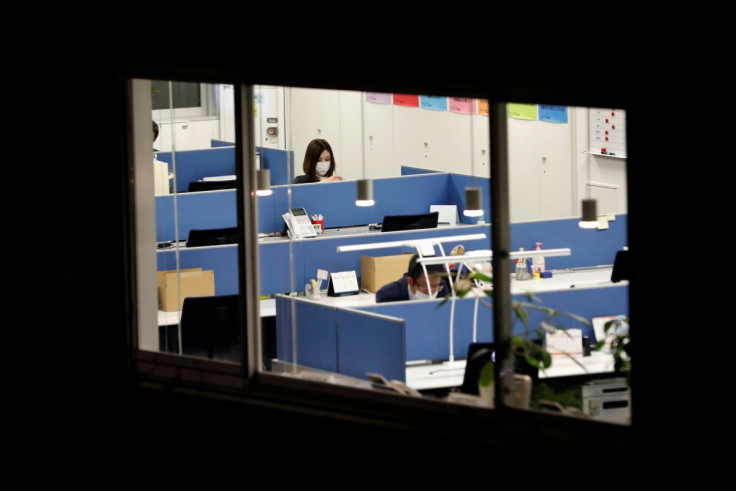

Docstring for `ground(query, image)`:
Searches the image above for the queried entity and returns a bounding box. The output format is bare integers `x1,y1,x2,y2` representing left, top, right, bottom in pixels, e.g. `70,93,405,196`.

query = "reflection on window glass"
152,81,201,110
133,78,240,366
256,91,630,425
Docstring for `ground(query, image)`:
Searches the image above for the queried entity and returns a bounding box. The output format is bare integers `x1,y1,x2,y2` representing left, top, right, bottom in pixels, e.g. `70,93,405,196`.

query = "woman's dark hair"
301,139,336,182
153,121,159,142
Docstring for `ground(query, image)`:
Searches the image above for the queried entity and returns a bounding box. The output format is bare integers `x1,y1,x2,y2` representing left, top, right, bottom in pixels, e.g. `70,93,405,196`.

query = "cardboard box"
157,268,215,311
360,253,413,293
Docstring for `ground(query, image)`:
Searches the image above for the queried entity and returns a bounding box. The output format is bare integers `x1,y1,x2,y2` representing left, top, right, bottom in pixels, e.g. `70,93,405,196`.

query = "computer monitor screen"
188,180,237,192
180,294,241,362
380,211,439,233
186,227,238,247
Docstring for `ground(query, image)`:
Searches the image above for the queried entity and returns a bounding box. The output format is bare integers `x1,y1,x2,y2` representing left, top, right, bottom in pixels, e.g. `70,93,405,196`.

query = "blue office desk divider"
155,190,237,242
157,245,239,296
274,296,406,382
260,240,305,295
510,215,627,269
210,139,235,147
156,147,236,193
272,285,626,387
448,174,491,224
262,173,453,233
258,147,294,186
337,308,406,382
401,166,443,175
275,296,339,373
521,287,628,343
356,298,493,361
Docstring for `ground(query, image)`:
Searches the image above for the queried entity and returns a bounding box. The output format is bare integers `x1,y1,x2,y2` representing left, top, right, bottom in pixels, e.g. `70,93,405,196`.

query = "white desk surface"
291,291,377,308
405,351,616,391
510,266,626,294
158,298,276,325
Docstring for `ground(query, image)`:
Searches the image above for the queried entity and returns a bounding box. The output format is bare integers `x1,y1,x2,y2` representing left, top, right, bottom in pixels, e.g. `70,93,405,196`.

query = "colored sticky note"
366,92,391,104
393,94,419,107
477,99,489,116
420,96,447,111
507,103,537,120
449,97,475,114
538,105,568,123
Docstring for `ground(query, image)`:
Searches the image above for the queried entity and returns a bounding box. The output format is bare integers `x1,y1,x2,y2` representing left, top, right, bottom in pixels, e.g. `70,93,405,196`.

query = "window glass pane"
256,92,630,425
258,86,494,400
504,104,630,425
152,81,202,110
131,78,241,365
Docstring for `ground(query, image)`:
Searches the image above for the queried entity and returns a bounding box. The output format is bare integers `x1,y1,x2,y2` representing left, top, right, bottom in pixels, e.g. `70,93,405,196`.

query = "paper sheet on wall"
507,103,537,120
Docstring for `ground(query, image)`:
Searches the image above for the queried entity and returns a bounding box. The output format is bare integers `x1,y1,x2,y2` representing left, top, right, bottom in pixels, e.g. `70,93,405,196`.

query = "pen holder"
313,219,324,234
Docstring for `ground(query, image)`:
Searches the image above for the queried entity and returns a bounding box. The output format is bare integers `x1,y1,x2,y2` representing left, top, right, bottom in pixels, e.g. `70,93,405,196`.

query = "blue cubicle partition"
337,308,406,382
155,191,237,242
259,147,295,186
157,245,239,296
510,215,627,270
275,296,406,381
273,284,628,384
275,297,339,373
400,166,442,175
157,147,236,193
156,145,293,192
259,172,489,233
448,174,492,225
356,298,493,361
260,240,305,295
211,139,234,147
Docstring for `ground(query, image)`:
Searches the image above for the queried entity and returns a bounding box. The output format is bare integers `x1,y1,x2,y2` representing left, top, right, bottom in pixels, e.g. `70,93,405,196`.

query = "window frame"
123,64,635,454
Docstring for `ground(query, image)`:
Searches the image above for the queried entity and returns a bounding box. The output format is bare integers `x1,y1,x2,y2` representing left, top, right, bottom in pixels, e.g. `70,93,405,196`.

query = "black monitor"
460,341,542,395
188,179,237,192
180,294,241,362
186,227,238,247
380,211,439,233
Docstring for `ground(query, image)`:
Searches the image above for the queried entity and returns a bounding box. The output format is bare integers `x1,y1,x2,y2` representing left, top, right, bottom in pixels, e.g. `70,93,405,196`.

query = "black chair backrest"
180,294,241,362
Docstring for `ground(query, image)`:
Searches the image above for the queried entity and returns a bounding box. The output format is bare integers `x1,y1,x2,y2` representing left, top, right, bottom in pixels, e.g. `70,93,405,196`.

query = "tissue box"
546,328,583,355
157,268,215,311
360,253,413,293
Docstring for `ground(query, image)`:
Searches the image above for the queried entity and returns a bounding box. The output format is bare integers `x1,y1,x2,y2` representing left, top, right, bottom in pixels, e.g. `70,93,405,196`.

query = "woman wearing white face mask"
293,139,344,184
375,254,450,303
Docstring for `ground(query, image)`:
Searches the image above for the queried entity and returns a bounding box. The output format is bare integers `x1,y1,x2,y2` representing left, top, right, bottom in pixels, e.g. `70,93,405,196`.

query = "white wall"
151,86,628,221
153,118,220,152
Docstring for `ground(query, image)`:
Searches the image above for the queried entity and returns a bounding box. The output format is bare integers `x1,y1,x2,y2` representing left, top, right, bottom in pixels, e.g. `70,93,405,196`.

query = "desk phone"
284,207,317,238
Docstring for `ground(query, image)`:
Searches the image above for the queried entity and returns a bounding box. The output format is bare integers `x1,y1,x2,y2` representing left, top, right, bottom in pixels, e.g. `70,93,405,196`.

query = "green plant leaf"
471,272,493,283
479,360,494,386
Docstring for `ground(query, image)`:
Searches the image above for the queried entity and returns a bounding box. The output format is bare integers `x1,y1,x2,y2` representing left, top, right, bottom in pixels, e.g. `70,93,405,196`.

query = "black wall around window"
23,54,688,471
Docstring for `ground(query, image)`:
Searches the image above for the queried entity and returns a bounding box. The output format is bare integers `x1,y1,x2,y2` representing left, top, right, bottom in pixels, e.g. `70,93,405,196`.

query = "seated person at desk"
375,254,451,303
293,138,344,184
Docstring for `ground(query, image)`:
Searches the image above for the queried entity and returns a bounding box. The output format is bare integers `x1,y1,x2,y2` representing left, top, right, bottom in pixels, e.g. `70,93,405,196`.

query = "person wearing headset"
292,138,344,183
375,254,451,303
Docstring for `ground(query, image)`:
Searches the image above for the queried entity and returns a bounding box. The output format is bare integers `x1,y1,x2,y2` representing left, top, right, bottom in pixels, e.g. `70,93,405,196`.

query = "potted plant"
445,270,603,409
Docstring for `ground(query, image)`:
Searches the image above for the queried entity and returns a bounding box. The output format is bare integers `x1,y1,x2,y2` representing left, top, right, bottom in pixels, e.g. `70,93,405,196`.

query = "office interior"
144,80,628,407
30,61,684,468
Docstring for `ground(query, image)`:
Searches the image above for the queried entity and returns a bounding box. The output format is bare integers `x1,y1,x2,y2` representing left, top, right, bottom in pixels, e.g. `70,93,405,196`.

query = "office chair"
180,294,242,362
